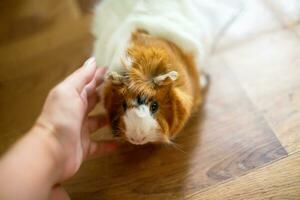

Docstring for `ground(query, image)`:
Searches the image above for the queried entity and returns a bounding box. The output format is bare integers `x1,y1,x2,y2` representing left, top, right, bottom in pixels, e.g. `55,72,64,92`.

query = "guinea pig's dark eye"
122,101,127,111
150,101,159,113
137,95,145,105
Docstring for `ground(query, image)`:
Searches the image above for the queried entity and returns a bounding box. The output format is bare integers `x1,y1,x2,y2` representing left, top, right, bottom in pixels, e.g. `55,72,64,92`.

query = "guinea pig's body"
92,0,238,145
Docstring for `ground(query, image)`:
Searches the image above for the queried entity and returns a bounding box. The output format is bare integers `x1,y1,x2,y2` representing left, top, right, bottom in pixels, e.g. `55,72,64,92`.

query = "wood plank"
215,0,281,52
0,3,93,154
294,24,300,38
0,0,81,46
64,58,286,200
187,152,300,200
76,0,100,14
0,14,91,71
220,29,300,154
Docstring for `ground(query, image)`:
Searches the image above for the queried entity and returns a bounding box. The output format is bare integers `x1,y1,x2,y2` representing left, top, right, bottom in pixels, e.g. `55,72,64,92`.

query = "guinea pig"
101,31,204,145
92,0,238,145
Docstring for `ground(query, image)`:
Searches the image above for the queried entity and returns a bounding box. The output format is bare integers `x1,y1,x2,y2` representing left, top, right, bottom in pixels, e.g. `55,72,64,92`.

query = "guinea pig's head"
103,46,184,145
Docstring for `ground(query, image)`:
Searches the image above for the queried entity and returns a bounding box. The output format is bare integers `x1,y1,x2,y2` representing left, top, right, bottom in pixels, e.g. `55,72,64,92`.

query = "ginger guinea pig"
101,31,205,145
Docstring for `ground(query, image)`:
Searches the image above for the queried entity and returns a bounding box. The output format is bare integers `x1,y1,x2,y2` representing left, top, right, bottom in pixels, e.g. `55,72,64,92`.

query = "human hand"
35,57,116,181
0,57,117,200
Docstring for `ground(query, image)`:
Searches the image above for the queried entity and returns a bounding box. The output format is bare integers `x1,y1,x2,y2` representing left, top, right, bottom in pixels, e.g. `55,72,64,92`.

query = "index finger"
84,67,107,96
95,67,108,86
65,57,97,93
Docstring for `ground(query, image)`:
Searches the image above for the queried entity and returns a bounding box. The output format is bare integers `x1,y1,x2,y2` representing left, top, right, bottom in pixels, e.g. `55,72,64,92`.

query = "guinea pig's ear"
153,71,178,86
105,71,126,85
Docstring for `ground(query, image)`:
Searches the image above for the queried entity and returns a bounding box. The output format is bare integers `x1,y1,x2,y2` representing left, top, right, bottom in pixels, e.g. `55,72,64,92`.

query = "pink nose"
128,136,146,144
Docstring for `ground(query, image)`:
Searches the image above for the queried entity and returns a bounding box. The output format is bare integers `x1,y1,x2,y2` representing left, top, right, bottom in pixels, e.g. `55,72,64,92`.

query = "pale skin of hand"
0,58,116,200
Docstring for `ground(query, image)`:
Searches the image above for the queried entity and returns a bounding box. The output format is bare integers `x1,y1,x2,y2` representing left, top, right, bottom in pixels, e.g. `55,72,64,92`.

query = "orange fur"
103,30,204,142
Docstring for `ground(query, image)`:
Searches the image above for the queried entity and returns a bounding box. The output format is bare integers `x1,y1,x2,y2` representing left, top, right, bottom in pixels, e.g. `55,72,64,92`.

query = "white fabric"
92,0,239,72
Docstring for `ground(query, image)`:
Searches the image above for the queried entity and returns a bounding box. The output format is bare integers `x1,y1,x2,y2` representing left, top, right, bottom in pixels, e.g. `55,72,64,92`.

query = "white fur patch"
123,105,160,145
93,0,240,71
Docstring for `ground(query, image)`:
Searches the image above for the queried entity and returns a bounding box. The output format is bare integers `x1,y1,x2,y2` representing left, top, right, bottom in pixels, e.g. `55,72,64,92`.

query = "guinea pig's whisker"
112,125,125,138
168,141,187,154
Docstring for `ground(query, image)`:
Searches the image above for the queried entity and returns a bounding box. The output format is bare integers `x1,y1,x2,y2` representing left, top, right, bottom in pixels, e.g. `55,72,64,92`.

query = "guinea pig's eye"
150,101,159,113
122,101,127,111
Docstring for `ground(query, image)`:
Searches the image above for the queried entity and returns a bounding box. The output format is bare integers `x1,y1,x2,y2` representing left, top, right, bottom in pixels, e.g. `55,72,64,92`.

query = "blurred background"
0,0,97,153
0,0,300,199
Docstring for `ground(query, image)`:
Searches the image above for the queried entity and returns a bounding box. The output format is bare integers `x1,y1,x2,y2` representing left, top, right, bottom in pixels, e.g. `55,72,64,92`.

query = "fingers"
84,67,108,111
87,94,99,113
85,67,107,96
49,185,70,200
65,57,97,93
95,67,107,86
84,77,97,97
88,140,118,157
88,114,108,133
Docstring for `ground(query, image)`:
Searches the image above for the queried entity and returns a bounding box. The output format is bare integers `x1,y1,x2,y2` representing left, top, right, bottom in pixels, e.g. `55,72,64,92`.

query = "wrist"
0,122,65,199
30,120,65,182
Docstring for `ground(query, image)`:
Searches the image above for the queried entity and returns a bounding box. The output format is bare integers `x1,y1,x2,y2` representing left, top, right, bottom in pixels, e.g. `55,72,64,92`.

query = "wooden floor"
0,0,300,199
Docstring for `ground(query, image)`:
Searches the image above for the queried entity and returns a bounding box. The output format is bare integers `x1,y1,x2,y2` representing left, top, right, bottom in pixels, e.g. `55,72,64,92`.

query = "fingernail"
84,57,96,67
